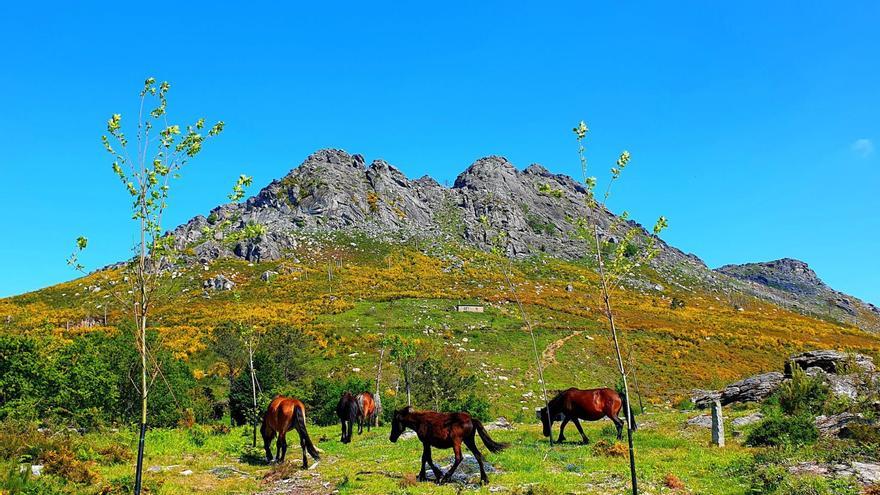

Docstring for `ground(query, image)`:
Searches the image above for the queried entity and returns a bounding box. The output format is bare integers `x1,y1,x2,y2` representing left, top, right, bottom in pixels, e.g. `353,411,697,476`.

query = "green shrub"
0,331,196,429
229,325,314,426
777,365,828,416
746,413,818,447
841,423,880,445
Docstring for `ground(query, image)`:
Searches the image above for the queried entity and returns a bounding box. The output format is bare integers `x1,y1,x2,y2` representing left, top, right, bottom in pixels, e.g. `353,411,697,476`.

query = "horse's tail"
620,390,637,431
294,404,320,460
473,419,509,453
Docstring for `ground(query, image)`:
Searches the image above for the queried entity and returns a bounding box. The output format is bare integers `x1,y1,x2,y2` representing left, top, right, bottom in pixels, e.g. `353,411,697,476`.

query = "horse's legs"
299,434,308,469
357,417,363,435
262,428,276,463
610,413,624,440
278,432,288,462
417,442,429,481
464,435,489,485
340,420,347,443
557,416,570,443
440,440,463,485
572,418,590,444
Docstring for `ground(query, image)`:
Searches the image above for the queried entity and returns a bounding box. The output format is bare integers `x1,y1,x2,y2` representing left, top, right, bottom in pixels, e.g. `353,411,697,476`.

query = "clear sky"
0,2,877,304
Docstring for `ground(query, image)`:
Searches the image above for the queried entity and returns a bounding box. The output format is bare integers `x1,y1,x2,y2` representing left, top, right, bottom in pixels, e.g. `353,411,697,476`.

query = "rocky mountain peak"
453,156,519,190
164,148,878,332
716,258,826,296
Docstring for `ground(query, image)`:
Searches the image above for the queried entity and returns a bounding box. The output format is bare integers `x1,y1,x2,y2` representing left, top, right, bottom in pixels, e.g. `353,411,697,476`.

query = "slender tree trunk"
134,215,148,495
404,363,411,407
594,226,638,495
248,340,258,448
374,348,384,426
228,373,235,427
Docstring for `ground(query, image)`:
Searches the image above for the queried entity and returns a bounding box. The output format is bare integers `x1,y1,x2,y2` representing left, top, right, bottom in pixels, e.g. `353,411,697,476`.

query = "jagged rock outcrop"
716,259,880,332
170,149,704,274
157,148,878,332
815,412,870,437
786,350,876,375
692,372,785,407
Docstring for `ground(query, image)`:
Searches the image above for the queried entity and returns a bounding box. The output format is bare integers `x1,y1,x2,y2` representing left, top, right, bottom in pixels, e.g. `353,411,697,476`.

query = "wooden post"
711,400,725,447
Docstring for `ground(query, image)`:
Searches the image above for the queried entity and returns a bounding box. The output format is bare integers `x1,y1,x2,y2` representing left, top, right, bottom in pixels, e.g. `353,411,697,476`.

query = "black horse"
336,391,359,443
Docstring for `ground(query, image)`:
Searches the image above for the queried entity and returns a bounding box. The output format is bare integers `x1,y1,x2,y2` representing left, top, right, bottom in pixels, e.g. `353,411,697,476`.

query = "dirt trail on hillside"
542,331,583,366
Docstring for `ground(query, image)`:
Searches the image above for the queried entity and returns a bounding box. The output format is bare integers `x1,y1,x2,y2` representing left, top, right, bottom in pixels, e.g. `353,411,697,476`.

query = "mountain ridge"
158,148,878,332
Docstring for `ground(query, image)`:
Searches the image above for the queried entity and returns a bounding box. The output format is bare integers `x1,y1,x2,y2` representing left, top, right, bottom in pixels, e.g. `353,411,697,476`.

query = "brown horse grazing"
356,391,377,434
336,392,358,443
336,391,379,443
538,387,633,444
261,396,320,468
389,406,508,485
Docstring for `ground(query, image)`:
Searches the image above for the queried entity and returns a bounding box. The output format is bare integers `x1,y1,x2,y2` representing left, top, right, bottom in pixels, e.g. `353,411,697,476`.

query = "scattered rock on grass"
424,454,496,485
686,414,712,428
731,412,764,427
484,417,514,431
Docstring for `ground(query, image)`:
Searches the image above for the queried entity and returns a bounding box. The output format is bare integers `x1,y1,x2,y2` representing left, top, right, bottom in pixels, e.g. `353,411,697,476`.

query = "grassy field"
2,238,878,494
4,407,764,495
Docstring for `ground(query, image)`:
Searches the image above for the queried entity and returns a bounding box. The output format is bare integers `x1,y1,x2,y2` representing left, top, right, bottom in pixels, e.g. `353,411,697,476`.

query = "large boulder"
786,350,875,375
692,372,785,407
814,412,870,437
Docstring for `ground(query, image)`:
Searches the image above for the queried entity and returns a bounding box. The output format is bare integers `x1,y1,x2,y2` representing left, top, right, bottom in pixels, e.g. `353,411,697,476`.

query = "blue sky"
0,2,877,304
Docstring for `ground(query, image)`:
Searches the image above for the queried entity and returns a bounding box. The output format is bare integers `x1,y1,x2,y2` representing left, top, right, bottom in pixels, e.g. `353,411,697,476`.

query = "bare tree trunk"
134,215,148,495
404,363,411,407
248,340,258,448
228,373,235,428
374,348,384,426
594,226,638,495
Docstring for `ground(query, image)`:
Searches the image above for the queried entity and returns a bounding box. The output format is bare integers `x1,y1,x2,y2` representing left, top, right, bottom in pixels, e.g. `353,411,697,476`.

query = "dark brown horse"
538,387,633,444
261,396,320,468
336,392,358,443
337,391,378,443
389,406,508,485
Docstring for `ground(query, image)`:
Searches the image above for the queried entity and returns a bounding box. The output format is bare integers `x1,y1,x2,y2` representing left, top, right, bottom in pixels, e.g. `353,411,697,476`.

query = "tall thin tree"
572,120,667,495
69,77,237,495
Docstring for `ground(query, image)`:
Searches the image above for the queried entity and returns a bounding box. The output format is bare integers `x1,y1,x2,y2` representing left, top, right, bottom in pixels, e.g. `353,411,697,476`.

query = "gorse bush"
745,412,818,447
407,350,490,420
777,364,828,416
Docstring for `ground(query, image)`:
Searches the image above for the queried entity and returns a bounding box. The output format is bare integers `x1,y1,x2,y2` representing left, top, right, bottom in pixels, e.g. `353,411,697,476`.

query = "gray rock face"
692,372,785,407
789,461,880,485
815,412,870,437
686,414,712,428
170,149,705,279
787,350,876,375
816,412,868,436
731,412,764,427
715,259,880,332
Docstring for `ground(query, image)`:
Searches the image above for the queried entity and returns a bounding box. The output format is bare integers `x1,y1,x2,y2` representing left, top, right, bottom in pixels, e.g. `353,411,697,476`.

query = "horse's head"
389,406,413,443
538,407,552,437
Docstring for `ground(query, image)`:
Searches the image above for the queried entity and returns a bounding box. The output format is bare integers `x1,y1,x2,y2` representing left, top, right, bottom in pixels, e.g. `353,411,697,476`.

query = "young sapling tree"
572,120,667,495
68,77,243,495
